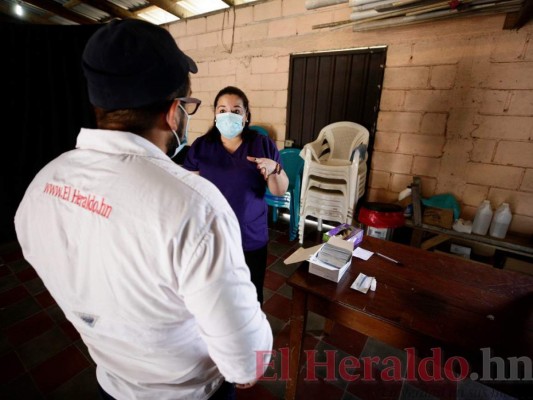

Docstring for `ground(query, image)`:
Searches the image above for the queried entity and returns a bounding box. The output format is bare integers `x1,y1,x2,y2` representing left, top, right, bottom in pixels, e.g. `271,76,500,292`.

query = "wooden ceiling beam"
63,0,83,8
80,0,142,20
144,0,189,19
21,0,98,24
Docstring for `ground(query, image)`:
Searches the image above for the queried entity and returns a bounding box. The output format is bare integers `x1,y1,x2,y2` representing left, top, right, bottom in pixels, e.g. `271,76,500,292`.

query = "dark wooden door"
286,47,386,152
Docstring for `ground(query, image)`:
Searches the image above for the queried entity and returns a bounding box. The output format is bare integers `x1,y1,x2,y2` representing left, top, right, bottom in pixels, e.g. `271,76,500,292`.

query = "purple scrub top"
183,129,282,251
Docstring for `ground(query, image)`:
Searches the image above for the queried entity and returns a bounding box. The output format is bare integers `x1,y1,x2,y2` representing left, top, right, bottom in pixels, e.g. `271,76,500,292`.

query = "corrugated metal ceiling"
1,0,262,25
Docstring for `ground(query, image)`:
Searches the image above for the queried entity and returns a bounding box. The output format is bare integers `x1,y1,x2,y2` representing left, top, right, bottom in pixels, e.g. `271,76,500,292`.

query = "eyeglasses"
177,97,201,115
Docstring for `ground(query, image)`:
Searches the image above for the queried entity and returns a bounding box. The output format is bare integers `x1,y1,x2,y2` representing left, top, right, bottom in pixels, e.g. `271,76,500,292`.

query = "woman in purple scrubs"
183,86,289,304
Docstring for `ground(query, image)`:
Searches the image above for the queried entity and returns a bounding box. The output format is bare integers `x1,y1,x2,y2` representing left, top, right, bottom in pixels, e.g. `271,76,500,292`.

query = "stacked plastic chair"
264,148,304,241
298,121,370,244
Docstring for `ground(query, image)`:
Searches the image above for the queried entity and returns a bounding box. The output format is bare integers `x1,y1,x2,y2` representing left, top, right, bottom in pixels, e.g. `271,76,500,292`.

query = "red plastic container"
358,202,405,240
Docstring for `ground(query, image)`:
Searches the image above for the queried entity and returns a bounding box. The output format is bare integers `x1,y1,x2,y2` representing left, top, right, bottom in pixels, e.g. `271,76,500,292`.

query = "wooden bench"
406,220,533,269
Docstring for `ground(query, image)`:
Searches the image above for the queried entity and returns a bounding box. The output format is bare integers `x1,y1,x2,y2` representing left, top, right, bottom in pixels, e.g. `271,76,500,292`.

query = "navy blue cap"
82,20,198,110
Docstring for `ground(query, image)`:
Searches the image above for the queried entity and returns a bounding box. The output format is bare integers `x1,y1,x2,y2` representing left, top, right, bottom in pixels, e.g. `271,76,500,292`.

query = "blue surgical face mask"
216,112,244,139
169,104,190,159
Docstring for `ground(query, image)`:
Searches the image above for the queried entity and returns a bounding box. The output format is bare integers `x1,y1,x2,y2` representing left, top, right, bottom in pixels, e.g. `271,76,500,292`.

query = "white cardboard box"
308,236,353,283
309,258,351,282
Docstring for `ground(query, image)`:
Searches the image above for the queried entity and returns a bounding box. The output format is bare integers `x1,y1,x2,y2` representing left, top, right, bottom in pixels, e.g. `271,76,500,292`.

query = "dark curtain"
0,23,101,242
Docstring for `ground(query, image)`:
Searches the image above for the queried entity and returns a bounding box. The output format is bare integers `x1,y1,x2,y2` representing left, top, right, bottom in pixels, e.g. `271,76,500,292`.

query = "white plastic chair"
298,121,369,243
298,186,352,241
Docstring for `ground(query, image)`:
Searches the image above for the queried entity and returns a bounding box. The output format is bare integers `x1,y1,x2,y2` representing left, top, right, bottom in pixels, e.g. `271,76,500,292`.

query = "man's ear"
166,99,180,131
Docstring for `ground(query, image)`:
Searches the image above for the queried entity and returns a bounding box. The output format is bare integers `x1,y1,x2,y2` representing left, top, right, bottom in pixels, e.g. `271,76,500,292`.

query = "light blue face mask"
169,104,190,159
216,112,244,139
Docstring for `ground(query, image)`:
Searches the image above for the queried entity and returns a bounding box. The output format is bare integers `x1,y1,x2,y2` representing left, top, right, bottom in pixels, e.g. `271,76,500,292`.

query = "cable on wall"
221,5,236,54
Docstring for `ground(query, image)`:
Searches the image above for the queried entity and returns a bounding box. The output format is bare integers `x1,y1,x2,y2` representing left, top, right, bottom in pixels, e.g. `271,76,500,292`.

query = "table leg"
410,228,424,247
324,318,335,335
285,288,307,400
494,250,507,269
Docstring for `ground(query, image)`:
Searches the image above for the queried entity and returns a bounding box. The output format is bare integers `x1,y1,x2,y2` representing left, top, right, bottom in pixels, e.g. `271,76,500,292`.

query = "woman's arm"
246,156,289,196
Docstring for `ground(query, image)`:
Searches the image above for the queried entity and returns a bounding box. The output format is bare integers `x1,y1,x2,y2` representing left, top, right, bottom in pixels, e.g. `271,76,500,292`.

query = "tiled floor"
0,213,529,399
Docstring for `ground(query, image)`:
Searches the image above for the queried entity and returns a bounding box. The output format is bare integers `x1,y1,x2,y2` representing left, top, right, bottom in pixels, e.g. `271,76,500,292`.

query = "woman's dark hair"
206,86,253,141
94,76,191,136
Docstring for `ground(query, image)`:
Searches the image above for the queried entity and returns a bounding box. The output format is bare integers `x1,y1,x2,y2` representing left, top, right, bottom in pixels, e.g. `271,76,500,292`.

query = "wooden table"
285,236,533,400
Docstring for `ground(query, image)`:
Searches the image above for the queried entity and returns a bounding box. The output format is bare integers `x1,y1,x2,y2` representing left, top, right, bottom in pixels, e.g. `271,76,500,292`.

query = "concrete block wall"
166,0,533,235
372,25,533,235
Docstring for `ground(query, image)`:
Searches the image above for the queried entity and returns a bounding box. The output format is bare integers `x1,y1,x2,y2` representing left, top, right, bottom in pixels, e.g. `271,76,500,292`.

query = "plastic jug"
489,203,512,239
472,200,493,236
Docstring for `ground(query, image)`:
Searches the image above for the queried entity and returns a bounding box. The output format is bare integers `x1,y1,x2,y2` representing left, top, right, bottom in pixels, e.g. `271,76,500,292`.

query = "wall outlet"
284,140,294,147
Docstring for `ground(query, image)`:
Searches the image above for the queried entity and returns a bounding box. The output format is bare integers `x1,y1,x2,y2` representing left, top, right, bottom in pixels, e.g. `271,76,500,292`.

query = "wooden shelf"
405,219,533,259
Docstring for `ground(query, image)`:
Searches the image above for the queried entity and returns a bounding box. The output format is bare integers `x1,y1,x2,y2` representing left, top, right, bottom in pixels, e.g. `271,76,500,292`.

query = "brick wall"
167,0,533,235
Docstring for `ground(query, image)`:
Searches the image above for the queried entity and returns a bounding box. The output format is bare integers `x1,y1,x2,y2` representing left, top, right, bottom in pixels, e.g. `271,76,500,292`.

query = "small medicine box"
322,224,364,248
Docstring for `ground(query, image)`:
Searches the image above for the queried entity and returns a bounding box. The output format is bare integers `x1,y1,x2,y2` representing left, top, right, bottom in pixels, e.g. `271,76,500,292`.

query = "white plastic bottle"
489,203,512,239
472,200,493,236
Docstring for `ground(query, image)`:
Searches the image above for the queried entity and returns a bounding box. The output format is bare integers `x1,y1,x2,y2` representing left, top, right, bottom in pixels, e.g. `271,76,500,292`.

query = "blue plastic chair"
265,148,304,241
249,125,269,137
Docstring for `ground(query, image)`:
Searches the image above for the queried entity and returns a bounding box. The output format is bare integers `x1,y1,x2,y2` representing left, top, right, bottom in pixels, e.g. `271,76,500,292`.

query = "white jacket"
15,128,272,400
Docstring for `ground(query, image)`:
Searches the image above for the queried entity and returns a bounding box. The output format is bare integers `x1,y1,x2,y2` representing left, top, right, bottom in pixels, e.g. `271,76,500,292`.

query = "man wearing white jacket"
14,19,272,400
